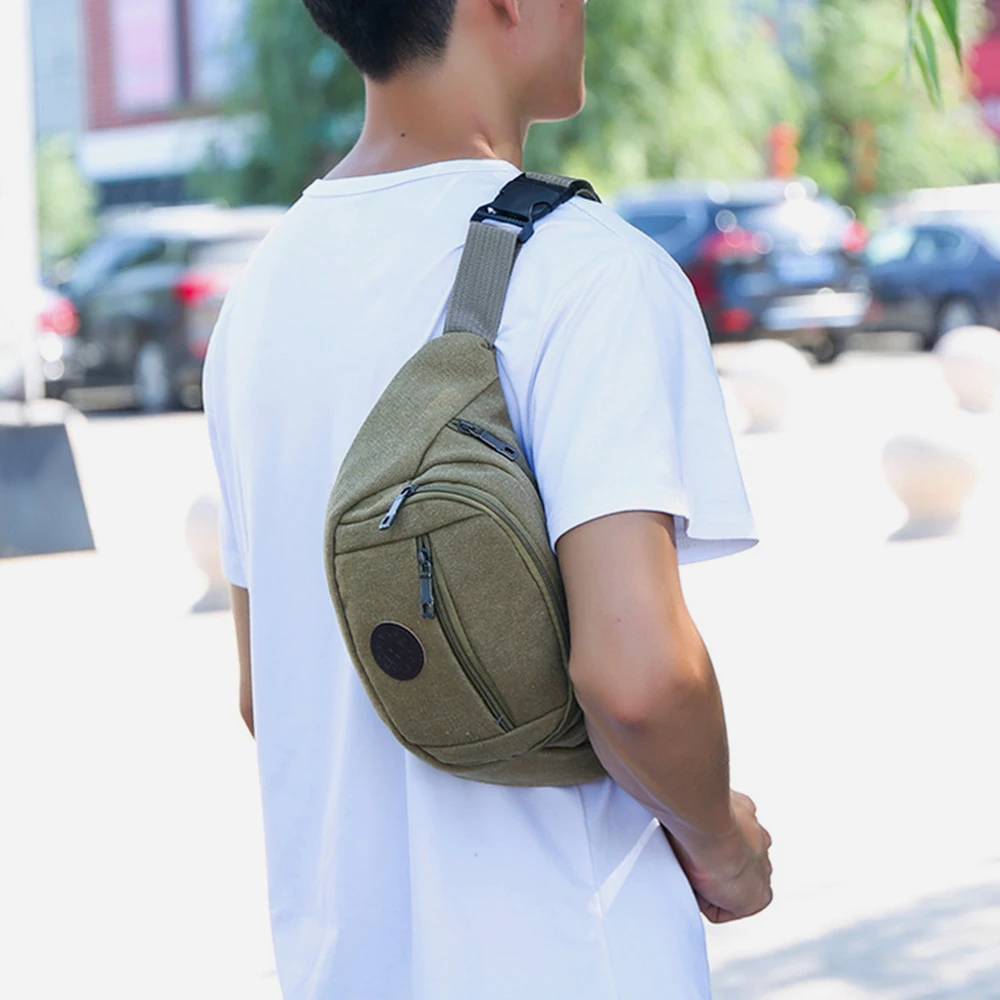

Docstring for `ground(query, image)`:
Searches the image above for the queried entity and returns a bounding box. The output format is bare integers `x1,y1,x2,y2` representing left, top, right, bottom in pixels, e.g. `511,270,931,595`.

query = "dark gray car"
53,205,284,412
863,216,1000,348
616,178,871,363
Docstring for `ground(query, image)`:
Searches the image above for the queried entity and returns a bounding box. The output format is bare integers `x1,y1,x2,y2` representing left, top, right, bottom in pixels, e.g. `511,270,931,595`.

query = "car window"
624,209,702,256
907,228,970,265
865,227,917,266
190,237,265,267
163,239,191,265
732,197,848,246
122,238,169,269
66,237,135,296
71,235,171,291
977,222,1000,257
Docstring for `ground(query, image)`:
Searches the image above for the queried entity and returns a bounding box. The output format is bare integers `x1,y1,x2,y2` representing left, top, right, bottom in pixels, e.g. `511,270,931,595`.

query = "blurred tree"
35,135,96,273
195,0,364,205
799,0,999,214
206,0,992,206
204,0,798,202
526,1,801,192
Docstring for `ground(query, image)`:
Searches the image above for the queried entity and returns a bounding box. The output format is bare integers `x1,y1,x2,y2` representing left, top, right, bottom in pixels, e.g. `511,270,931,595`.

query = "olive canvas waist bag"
323,172,608,787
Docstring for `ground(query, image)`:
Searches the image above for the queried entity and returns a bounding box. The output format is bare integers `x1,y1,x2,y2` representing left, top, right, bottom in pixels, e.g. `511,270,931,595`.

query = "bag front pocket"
417,535,515,733
334,535,513,750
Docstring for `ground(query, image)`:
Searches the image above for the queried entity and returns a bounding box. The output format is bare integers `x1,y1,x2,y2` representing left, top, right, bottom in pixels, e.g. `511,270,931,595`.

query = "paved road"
1,350,997,998
690,352,1000,998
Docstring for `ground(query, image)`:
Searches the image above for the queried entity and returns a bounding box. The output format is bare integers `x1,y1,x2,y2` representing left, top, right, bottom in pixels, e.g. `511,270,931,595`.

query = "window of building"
110,0,182,114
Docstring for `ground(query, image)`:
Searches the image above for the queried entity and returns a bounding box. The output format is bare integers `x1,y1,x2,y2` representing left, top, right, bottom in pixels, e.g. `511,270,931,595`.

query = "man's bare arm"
231,585,254,738
557,511,771,923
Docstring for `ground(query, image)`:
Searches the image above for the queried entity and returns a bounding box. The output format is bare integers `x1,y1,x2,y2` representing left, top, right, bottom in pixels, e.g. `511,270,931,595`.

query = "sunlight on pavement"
2,352,997,999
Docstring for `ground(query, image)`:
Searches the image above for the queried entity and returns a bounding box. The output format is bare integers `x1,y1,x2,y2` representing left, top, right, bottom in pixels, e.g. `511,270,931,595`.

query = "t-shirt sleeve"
202,326,249,589
524,249,757,564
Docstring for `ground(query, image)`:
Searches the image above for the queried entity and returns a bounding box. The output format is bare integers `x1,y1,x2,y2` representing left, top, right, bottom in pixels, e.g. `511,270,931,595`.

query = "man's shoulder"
527,195,695,307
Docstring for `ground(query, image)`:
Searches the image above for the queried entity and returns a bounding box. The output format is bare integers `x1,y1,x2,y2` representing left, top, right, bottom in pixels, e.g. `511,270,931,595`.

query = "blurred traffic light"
852,118,879,194
768,122,800,178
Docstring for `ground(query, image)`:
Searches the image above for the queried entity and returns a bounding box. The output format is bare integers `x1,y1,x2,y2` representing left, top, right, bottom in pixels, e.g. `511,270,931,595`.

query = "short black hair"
302,0,458,81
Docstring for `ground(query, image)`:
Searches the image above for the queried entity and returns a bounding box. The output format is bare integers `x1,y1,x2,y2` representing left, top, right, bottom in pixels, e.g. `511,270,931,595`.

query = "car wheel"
133,341,176,413
179,382,203,411
933,298,978,347
809,332,845,365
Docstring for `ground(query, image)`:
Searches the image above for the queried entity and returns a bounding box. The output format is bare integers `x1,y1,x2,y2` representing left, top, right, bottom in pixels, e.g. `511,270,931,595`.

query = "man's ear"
487,0,521,27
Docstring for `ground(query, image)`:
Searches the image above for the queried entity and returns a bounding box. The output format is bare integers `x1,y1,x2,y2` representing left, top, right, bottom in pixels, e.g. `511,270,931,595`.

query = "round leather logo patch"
370,622,425,681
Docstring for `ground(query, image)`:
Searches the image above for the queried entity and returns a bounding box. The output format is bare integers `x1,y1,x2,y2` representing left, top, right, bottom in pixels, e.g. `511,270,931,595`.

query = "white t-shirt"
204,159,757,1000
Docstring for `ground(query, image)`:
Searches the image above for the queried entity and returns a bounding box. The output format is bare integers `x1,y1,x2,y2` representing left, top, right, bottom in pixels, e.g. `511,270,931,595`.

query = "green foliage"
799,0,998,215
908,0,962,103
197,0,364,205
527,1,801,193
35,135,96,269
210,0,997,209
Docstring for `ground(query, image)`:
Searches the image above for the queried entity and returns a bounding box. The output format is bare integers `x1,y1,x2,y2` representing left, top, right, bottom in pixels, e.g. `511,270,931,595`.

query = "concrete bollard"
934,325,1000,413
185,495,231,613
883,426,981,540
714,340,812,433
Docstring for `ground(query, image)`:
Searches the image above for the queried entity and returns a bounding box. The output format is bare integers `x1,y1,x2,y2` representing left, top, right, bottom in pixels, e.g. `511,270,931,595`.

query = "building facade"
81,0,250,206
32,0,250,207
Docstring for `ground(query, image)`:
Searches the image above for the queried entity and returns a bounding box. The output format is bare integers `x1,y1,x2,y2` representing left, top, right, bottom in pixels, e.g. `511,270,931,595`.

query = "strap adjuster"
471,201,553,244
470,175,598,245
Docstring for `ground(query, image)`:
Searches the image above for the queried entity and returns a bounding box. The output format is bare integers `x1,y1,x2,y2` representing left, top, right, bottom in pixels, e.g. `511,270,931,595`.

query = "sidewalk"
1,351,997,998
690,352,1000,997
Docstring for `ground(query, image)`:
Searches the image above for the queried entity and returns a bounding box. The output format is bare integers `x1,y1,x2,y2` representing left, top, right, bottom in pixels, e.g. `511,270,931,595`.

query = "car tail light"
843,220,869,254
37,296,79,336
688,227,763,312
702,227,761,263
176,271,228,360
716,307,754,335
174,271,223,307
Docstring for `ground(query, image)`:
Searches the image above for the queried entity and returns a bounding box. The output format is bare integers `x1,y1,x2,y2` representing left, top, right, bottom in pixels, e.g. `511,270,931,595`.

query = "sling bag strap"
443,173,600,347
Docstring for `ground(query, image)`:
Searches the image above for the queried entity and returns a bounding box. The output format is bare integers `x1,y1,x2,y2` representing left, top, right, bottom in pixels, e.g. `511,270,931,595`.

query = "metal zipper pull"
417,540,435,619
451,419,520,462
379,484,416,531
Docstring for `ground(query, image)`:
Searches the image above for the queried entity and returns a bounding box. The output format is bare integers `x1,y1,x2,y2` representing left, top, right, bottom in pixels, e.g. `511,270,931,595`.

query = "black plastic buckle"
470,175,595,245
471,201,553,244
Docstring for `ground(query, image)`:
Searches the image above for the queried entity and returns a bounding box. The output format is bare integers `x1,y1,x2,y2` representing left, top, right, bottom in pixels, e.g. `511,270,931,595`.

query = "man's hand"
667,791,773,924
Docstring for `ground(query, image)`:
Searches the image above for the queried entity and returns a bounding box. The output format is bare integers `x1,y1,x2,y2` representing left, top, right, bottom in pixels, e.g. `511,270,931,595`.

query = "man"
204,1,772,997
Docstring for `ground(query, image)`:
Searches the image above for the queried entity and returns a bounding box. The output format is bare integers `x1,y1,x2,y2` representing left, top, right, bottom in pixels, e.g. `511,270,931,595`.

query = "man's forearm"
575,643,738,855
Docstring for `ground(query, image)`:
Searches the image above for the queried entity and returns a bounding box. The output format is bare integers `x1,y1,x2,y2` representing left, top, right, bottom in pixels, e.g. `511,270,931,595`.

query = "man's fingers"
697,897,735,924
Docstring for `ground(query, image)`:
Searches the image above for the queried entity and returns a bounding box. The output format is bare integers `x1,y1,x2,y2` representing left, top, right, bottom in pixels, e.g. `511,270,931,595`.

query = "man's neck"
327,65,527,180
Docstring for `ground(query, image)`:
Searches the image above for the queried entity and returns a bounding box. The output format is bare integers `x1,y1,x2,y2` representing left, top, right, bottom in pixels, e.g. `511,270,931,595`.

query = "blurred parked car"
863,218,1000,348
36,284,80,396
616,178,871,363
883,183,1000,225
52,205,285,411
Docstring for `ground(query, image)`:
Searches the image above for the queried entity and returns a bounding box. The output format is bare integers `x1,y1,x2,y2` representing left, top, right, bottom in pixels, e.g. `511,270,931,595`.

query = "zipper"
416,535,436,619
380,484,416,531
401,484,569,661
416,486,581,743
419,534,514,732
449,419,520,462
447,419,535,481
391,485,580,745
